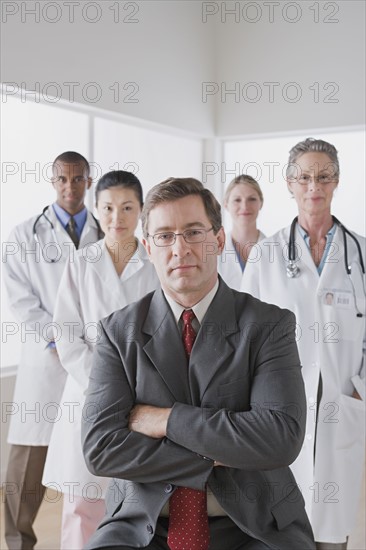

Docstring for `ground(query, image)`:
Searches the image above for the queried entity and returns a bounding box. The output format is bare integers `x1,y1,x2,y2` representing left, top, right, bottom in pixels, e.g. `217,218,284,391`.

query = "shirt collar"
52,203,87,230
297,222,337,242
164,279,219,326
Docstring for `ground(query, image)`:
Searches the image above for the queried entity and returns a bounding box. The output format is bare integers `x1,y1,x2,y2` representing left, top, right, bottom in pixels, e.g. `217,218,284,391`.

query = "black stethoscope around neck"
286,215,365,279
32,205,103,263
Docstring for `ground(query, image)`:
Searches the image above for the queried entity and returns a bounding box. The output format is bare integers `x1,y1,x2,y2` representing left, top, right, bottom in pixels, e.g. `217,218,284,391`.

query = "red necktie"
167,310,210,550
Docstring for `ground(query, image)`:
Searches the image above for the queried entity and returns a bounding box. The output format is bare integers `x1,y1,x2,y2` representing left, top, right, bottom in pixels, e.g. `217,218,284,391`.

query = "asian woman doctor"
42,170,159,550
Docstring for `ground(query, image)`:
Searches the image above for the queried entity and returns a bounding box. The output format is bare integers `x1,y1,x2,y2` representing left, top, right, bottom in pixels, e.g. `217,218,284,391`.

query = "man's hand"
128,404,171,439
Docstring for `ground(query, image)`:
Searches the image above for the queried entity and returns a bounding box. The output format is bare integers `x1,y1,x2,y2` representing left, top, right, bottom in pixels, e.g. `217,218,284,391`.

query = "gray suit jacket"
82,279,314,549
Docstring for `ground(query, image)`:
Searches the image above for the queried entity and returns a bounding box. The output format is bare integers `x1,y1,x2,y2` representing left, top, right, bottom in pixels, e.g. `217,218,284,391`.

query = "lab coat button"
146,524,154,534
164,484,173,493
306,434,312,440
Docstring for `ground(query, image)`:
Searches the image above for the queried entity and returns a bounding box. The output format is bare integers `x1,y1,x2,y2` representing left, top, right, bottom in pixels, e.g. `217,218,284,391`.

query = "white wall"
1,1,215,136
2,1,364,138
212,0,365,136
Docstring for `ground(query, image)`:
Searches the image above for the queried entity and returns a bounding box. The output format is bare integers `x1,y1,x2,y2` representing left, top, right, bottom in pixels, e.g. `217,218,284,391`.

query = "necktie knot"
181,309,196,357
182,309,195,327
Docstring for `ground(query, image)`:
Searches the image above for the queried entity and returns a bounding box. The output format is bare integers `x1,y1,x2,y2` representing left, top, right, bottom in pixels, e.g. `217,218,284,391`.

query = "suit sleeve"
3,226,53,344
82,321,213,489
167,310,306,470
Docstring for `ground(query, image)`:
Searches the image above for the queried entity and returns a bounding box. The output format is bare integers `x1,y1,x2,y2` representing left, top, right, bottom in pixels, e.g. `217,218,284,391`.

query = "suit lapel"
142,290,191,404
189,280,237,401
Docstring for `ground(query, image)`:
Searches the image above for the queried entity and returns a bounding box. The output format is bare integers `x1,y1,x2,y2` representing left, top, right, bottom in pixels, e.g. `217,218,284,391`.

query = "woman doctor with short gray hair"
241,138,365,550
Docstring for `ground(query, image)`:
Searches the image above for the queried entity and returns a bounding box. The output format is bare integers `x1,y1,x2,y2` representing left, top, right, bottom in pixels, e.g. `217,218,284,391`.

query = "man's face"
143,195,225,306
52,161,92,215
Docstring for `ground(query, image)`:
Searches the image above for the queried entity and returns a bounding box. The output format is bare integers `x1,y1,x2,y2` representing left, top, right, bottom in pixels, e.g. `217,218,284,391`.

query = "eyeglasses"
295,174,338,186
147,227,214,247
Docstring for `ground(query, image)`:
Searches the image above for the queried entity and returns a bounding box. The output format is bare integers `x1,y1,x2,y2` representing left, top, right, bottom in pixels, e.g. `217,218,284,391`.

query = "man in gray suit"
82,178,315,550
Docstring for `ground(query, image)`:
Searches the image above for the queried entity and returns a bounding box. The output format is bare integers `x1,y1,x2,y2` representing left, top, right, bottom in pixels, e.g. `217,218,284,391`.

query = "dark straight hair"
95,170,143,206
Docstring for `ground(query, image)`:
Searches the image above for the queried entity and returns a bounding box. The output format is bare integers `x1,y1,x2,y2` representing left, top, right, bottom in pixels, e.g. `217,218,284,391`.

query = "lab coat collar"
292,223,344,283
85,238,149,283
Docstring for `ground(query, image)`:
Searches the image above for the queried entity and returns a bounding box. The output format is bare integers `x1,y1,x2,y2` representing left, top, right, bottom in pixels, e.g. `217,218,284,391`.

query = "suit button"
202,456,212,462
164,484,173,493
146,524,153,534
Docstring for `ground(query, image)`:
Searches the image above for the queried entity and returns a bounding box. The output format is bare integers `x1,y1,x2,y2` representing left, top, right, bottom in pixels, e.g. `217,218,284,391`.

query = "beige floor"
0,490,62,550
0,484,365,550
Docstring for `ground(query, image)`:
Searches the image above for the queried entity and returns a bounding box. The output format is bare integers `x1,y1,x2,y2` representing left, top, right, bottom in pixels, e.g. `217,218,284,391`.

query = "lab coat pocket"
332,395,365,523
336,394,365,451
322,303,363,342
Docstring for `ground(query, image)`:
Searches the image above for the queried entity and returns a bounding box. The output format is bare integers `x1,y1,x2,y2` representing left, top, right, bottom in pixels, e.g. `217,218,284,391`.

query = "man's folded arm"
82,311,305,481
81,321,213,489
167,311,306,470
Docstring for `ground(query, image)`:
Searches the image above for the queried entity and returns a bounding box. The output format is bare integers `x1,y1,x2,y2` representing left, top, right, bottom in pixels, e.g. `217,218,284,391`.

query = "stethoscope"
33,205,103,263
286,216,365,316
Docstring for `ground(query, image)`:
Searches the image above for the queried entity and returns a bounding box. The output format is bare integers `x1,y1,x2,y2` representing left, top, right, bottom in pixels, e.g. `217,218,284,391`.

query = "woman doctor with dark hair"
43,171,159,549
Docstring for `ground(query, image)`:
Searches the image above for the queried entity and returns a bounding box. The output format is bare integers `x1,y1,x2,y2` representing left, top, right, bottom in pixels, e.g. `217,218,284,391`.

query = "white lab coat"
3,206,101,445
218,230,265,290
42,239,159,497
241,223,366,543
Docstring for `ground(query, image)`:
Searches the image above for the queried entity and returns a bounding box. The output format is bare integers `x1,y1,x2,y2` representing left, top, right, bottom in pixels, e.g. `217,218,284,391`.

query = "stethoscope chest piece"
286,261,300,278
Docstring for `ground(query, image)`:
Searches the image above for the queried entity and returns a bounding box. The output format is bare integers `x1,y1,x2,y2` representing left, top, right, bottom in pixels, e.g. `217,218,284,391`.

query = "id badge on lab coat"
321,288,362,341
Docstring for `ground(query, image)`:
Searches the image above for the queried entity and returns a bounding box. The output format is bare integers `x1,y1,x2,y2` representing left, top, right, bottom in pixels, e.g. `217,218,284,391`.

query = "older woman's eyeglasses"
296,173,337,186
148,227,214,247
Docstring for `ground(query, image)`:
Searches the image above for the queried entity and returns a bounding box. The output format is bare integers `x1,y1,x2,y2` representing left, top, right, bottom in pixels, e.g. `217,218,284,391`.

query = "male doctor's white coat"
3,206,101,446
42,239,159,497
241,223,365,544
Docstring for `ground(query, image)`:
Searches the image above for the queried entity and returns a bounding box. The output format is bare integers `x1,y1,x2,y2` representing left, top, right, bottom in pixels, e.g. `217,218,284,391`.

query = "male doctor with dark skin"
3,151,101,550
82,178,315,550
